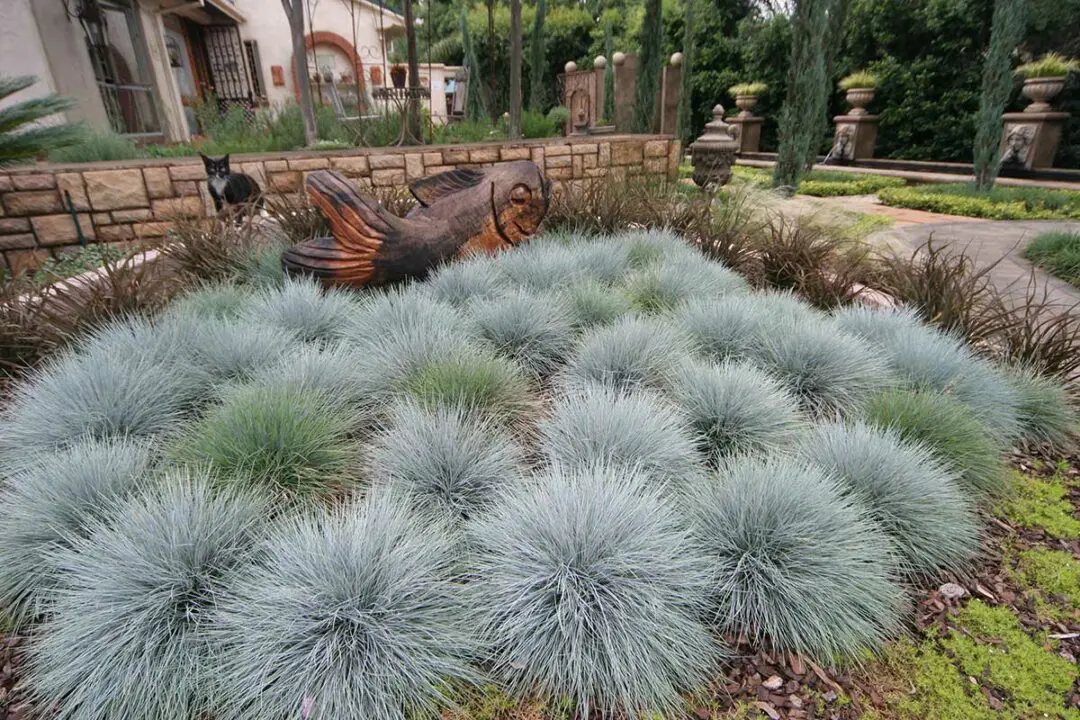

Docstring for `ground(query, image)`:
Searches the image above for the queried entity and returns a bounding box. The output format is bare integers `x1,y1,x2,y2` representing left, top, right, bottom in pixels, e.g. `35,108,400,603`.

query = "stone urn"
845,88,875,116
735,95,758,118
689,104,740,188
1022,77,1066,113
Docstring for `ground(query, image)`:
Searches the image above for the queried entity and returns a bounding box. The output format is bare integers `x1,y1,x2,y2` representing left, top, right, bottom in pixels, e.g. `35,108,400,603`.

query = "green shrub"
212,492,475,720
26,475,267,720
838,70,878,90
1023,230,1080,286
688,453,905,662
47,128,145,164
878,184,1080,220
468,463,722,716
173,385,359,497
520,109,559,138
864,390,1006,496
1,75,79,166
797,173,905,197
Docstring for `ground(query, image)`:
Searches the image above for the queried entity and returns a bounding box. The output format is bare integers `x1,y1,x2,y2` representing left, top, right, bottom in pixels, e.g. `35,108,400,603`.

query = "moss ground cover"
0,227,1075,719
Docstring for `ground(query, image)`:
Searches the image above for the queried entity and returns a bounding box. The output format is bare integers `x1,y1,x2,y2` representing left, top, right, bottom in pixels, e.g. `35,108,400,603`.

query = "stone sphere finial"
594,56,607,70
503,111,510,120
670,52,683,67
613,52,626,66
713,104,725,118
565,61,578,73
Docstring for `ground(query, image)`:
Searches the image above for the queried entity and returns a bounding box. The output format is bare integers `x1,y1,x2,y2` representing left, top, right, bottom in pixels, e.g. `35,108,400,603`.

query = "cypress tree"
460,9,487,122
773,0,829,190
603,20,615,122
676,0,697,147
633,0,664,133
973,0,1028,190
529,0,547,111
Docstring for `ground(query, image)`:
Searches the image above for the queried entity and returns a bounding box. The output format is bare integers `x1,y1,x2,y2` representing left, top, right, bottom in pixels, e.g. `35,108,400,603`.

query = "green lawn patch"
878,183,1080,220
1023,230,1080,286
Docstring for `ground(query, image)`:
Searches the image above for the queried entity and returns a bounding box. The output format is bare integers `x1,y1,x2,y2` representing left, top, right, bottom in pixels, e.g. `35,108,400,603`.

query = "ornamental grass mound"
1,227,1073,717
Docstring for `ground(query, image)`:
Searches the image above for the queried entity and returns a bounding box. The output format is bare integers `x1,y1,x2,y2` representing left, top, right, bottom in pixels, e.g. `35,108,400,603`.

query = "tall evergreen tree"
529,0,547,111
973,0,1028,190
460,8,488,122
773,0,829,189
603,20,615,122
403,0,422,143
633,0,664,133
510,0,522,137
676,0,697,146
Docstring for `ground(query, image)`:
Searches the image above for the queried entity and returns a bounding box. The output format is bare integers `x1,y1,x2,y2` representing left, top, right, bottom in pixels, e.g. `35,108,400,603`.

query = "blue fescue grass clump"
622,255,750,314
495,241,604,290
559,314,690,393
173,385,360,497
211,493,476,720
468,463,723,717
367,401,522,522
167,281,255,320
798,421,980,576
27,475,267,720
749,318,890,416
864,390,1006,496
467,289,577,375
832,306,1023,441
676,293,819,365
248,342,379,410
622,229,703,268
0,437,155,628
427,256,508,306
403,350,537,425
687,454,906,662
556,280,633,329
539,386,702,487
1005,366,1077,448
184,318,300,384
243,277,360,343
0,341,206,457
670,359,806,463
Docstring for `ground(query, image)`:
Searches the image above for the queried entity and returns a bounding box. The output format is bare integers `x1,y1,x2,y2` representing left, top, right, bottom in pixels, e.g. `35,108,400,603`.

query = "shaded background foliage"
420,0,1078,166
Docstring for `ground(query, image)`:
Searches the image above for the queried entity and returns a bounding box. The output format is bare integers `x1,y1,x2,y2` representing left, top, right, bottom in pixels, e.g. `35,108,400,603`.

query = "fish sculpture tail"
281,170,398,287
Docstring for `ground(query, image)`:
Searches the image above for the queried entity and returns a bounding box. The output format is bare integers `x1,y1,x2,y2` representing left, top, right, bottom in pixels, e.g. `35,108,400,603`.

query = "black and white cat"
200,153,263,215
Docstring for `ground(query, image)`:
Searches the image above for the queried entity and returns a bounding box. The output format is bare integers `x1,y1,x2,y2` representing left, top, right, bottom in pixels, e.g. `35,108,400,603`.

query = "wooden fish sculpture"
281,161,551,288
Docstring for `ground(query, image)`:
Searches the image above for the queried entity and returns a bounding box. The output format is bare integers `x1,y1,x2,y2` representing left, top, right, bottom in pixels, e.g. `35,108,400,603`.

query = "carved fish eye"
510,184,532,206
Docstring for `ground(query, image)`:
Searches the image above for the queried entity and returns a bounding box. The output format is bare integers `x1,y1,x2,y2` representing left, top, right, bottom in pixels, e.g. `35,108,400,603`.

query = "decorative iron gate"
204,25,256,112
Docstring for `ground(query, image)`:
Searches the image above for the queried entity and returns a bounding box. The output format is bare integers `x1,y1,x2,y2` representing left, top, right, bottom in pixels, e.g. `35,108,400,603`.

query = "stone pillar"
727,97,763,154
999,112,1069,170
613,52,637,133
593,56,608,125
658,53,682,135
827,115,878,164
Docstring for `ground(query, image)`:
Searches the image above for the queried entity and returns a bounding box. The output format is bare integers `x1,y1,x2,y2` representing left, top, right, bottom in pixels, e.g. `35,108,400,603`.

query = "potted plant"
728,82,767,117
390,64,407,89
1015,53,1079,112
838,71,878,116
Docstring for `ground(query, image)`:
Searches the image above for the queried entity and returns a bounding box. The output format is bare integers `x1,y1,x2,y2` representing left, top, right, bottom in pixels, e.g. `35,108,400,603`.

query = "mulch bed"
1,451,1077,720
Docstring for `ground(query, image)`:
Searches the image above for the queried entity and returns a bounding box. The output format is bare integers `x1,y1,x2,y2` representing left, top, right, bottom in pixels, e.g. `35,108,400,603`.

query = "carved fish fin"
408,167,485,207
281,236,377,286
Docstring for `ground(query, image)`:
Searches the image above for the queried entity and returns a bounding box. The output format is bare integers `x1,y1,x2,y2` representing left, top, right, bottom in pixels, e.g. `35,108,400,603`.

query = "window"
243,40,265,102
79,0,162,136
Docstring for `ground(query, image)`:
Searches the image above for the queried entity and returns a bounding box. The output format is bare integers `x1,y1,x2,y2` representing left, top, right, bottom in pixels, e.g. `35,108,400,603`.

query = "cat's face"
200,153,231,179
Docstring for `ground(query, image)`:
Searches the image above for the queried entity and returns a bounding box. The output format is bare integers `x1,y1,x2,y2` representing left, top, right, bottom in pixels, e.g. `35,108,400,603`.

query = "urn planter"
1021,77,1066,113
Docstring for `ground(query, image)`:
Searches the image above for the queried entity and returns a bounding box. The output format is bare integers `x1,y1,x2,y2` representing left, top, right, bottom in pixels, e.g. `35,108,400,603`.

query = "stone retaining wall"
0,135,680,276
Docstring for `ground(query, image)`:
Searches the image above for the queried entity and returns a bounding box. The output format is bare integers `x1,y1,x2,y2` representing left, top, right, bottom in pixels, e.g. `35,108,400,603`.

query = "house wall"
0,135,681,275
235,0,403,108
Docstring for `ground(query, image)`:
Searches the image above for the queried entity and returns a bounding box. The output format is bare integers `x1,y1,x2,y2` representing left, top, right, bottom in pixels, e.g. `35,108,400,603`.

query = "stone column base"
728,116,763,154
829,114,878,163
999,112,1069,170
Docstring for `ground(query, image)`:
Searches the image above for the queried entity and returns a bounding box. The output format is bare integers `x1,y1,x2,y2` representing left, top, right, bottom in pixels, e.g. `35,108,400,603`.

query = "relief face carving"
831,125,855,161
1001,124,1035,167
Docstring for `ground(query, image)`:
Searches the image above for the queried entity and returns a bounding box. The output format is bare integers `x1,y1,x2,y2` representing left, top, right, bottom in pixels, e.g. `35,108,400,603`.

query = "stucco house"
1,0,461,144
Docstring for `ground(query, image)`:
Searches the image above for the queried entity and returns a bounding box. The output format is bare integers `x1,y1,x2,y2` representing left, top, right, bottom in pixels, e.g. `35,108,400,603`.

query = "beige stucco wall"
235,0,403,108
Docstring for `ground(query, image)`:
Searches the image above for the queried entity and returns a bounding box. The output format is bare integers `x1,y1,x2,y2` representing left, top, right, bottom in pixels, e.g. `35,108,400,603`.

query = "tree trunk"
509,0,522,138
283,0,317,146
403,0,422,143
973,0,1028,190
